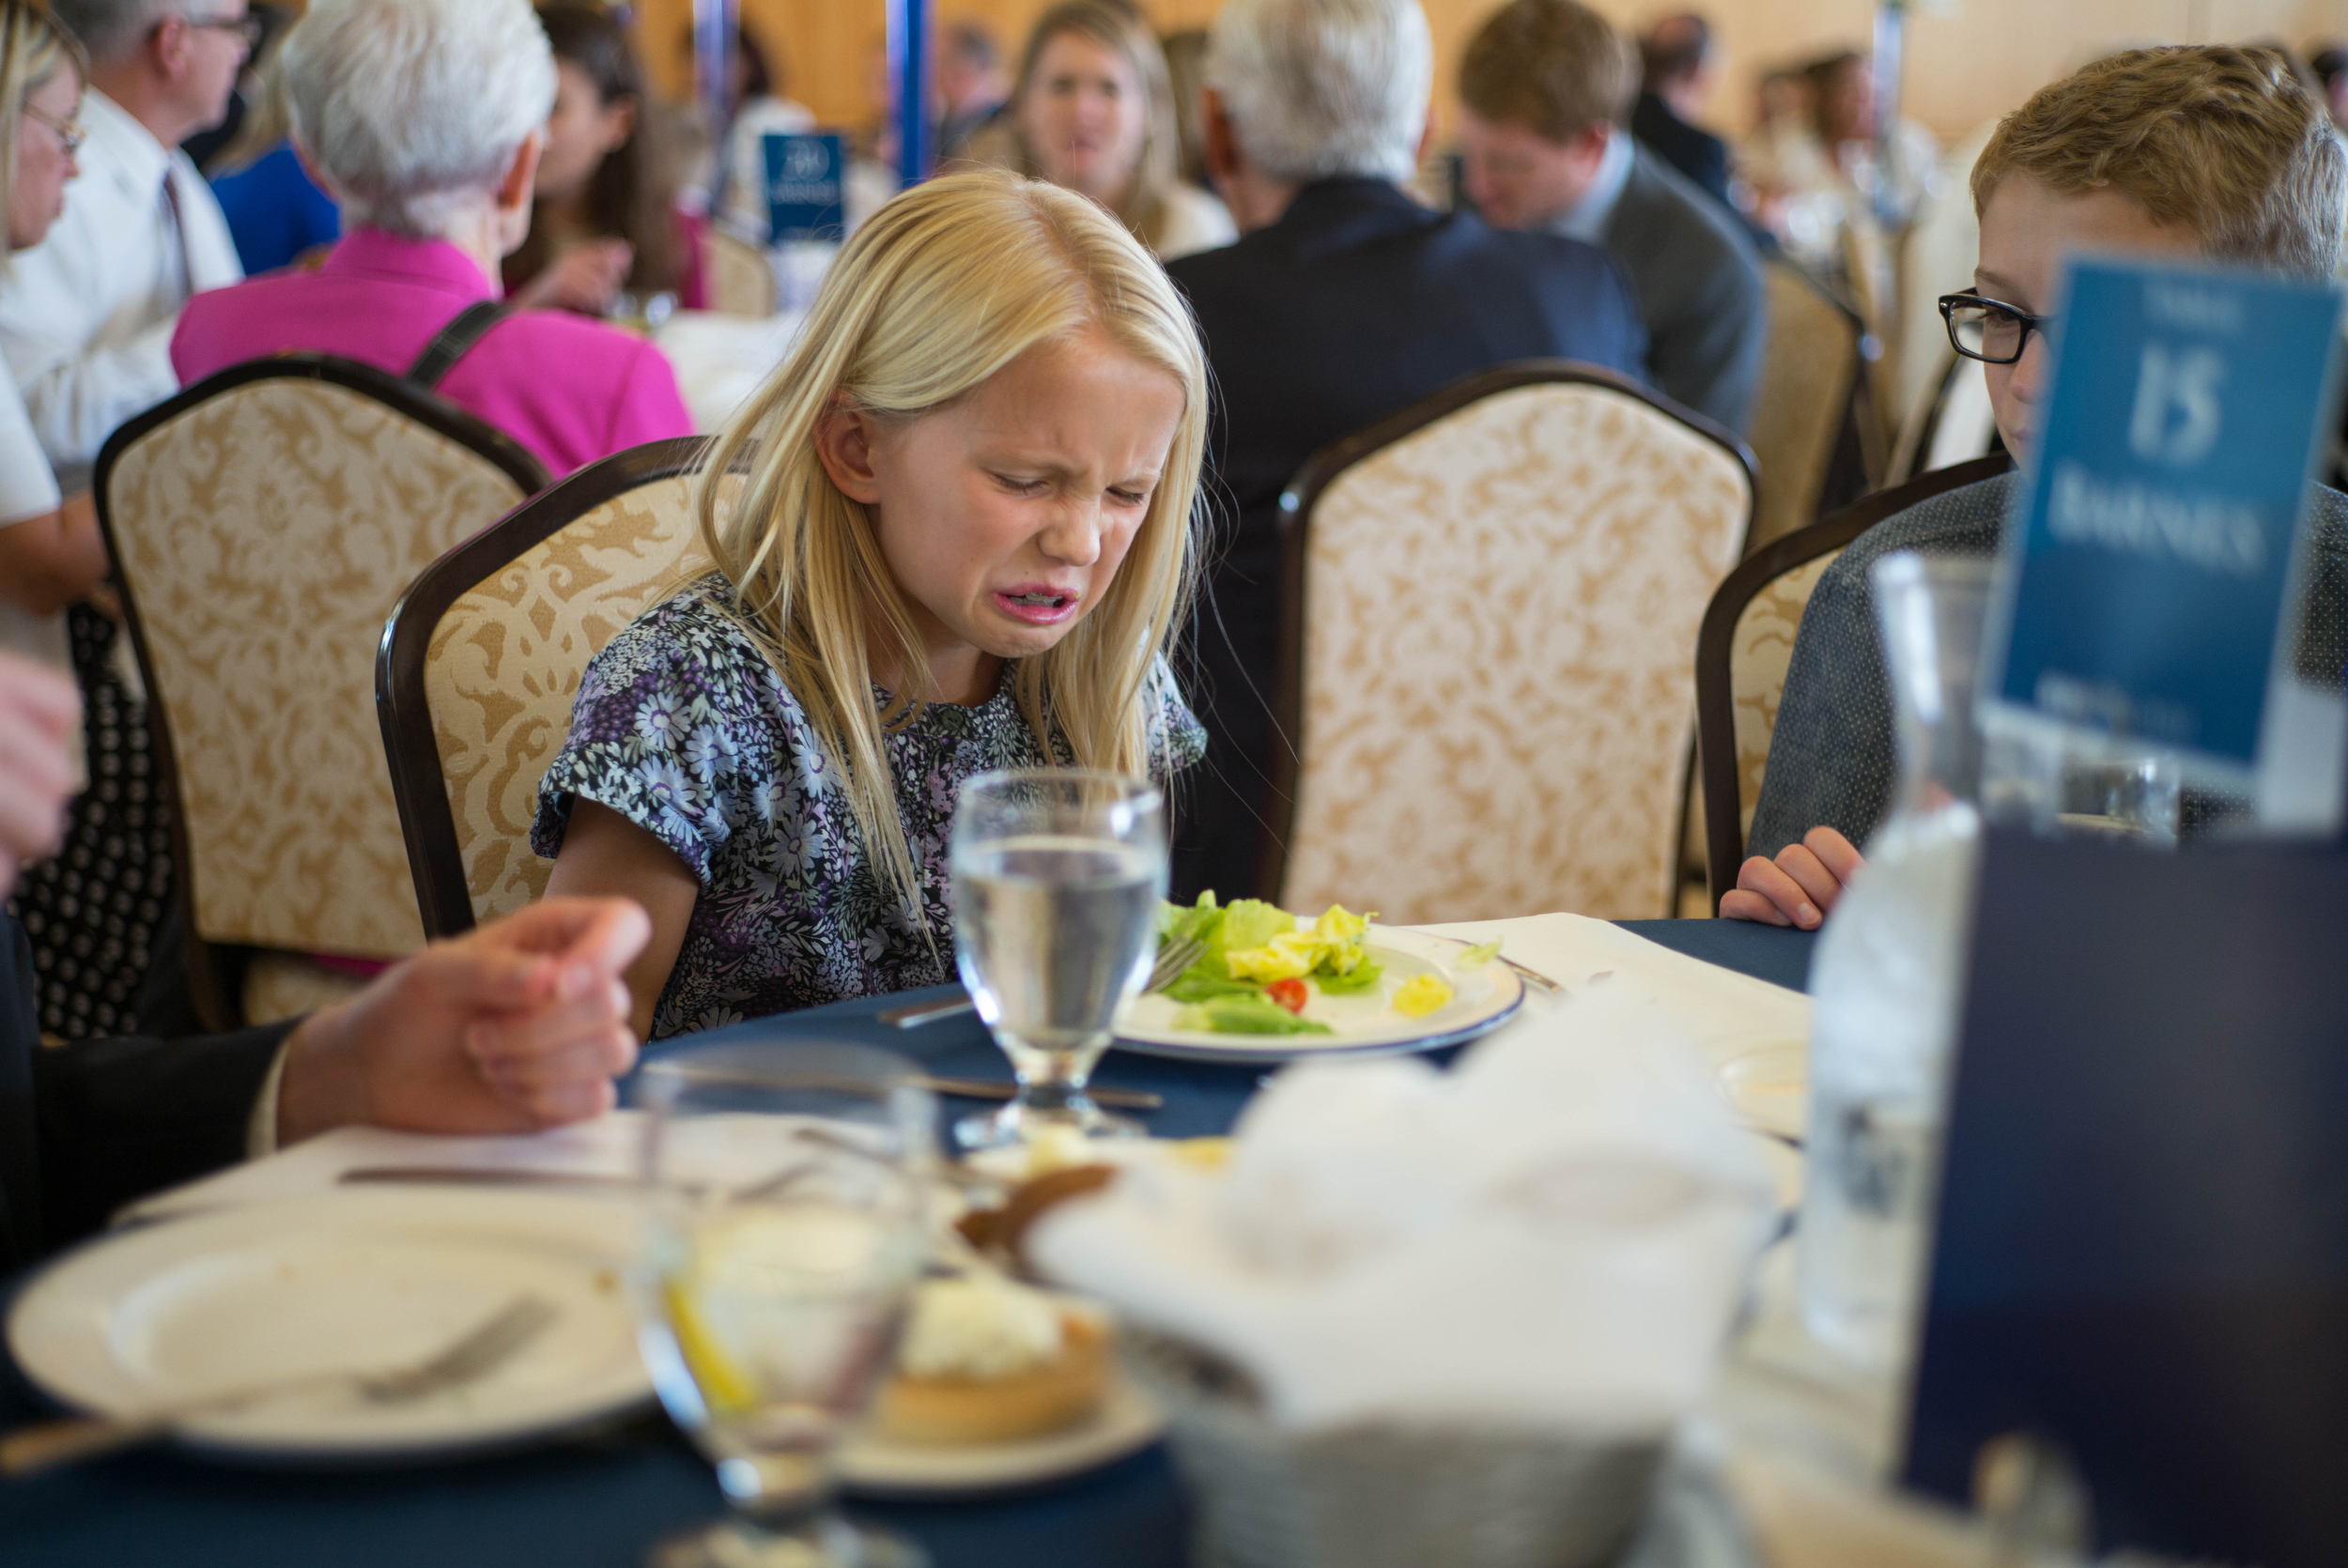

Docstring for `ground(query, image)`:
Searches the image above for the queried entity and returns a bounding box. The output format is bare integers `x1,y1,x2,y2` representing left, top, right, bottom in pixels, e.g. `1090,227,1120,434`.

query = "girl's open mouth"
993,589,1080,625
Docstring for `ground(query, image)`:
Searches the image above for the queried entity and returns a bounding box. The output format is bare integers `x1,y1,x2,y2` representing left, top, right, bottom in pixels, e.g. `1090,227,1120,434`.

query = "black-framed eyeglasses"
178,11,264,52
1939,291,2053,365
22,103,83,156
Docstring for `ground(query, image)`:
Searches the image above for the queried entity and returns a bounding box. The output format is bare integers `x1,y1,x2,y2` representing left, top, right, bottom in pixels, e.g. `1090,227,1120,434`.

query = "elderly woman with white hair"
1164,0,1648,902
168,0,690,478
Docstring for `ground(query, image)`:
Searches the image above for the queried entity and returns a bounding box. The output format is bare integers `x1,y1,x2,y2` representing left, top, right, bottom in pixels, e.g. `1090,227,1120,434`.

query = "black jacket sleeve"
4,916,296,1266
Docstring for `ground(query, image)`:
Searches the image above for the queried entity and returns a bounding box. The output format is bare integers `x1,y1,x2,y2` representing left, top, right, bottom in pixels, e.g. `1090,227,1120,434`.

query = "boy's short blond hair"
1459,0,1637,143
1972,45,2346,280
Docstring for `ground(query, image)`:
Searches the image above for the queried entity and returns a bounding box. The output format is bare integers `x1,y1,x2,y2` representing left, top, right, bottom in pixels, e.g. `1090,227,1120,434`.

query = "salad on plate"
1151,894,1500,1037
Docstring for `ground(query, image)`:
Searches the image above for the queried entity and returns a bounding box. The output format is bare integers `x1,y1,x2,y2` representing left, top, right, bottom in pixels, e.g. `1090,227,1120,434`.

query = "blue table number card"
763,131,845,244
1980,257,2347,813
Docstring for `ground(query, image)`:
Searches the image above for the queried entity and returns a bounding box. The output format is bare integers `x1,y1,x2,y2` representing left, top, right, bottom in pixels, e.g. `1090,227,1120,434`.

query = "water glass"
633,1041,936,1568
950,768,1166,1150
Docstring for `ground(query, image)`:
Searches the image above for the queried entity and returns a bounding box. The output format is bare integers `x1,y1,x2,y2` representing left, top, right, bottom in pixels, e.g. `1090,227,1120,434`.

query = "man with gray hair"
1166,0,1645,903
0,0,249,488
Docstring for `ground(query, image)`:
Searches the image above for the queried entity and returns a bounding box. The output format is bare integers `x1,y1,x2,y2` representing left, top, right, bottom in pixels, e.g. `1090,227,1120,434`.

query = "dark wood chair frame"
92,354,550,1030
1256,360,1757,910
1693,453,2015,913
376,435,714,941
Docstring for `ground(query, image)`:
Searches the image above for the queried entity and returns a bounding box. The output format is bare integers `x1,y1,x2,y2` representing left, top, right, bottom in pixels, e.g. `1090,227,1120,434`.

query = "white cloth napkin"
1029,987,1778,1435
1416,913,1811,1073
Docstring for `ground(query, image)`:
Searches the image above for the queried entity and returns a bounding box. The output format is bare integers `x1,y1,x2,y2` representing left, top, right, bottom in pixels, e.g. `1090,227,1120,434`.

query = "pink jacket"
170,228,694,478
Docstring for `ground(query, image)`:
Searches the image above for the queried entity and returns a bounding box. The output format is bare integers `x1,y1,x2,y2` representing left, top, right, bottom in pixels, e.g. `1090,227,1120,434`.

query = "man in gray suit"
1456,0,1765,435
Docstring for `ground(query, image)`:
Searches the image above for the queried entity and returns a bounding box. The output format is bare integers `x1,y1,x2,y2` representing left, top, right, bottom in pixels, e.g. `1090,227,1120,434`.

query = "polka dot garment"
6,605,175,1038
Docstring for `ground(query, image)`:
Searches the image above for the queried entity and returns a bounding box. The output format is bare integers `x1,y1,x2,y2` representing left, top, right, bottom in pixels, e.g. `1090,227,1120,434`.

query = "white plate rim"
6,1188,655,1462
1111,927,1526,1065
833,1370,1162,1498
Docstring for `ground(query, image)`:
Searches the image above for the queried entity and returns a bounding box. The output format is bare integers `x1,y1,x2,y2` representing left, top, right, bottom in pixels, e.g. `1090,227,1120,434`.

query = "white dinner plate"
1113,926,1526,1065
834,1372,1162,1498
8,1189,653,1462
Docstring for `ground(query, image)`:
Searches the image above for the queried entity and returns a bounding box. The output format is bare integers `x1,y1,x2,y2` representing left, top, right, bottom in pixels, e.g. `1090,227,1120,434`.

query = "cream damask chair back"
1749,259,1871,549
1693,453,2012,909
1265,362,1754,926
702,225,778,317
378,437,723,935
97,356,548,1028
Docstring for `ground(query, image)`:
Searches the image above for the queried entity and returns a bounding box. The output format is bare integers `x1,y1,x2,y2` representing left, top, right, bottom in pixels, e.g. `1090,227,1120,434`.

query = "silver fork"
0,1294,560,1477
877,933,1208,1029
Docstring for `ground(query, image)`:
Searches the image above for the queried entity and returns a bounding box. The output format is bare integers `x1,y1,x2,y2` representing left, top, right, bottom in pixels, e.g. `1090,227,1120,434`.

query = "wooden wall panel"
632,0,2348,154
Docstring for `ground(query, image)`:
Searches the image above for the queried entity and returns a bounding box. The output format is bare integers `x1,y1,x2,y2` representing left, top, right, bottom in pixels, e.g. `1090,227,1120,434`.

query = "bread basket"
1122,1328,1664,1568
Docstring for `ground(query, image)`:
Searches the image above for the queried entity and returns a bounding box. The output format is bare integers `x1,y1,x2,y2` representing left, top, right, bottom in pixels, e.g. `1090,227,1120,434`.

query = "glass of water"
950,768,1166,1150
633,1040,936,1568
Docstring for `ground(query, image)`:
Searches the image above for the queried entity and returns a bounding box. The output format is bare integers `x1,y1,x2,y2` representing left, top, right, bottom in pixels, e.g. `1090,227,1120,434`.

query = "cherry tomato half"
1265,977,1309,1014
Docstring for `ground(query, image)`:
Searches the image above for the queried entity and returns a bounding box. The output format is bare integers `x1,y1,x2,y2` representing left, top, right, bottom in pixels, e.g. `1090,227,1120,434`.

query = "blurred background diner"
957,0,1235,260
8,1,2348,1566
504,3,706,317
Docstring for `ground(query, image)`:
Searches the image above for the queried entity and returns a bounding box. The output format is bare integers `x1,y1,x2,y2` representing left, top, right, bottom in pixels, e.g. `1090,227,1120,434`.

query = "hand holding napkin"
1029,989,1776,1434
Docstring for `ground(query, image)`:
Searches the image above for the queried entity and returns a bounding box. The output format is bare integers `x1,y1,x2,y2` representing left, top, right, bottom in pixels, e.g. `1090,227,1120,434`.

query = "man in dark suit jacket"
1630,15,1733,212
1458,0,1766,435
0,652,653,1271
1168,0,1648,904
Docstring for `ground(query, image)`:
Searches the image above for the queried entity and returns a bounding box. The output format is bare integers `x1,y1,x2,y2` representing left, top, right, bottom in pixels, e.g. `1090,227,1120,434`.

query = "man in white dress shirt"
0,0,247,488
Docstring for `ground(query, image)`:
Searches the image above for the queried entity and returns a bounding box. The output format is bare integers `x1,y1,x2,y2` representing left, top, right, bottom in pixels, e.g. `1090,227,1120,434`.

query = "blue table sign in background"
765,132,846,244
1981,257,2345,784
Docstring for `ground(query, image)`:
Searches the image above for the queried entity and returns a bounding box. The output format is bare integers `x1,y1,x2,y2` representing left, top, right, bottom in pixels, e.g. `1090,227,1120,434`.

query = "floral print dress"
532,576,1205,1038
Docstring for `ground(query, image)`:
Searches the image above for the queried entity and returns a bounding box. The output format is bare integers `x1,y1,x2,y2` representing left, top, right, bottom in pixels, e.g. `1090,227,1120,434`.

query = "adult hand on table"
0,651,78,894
276,898,655,1145
1720,825,1864,930
511,238,635,316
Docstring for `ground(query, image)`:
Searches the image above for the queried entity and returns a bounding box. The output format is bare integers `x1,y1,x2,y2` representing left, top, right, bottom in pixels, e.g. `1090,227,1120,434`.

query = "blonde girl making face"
534,171,1209,1039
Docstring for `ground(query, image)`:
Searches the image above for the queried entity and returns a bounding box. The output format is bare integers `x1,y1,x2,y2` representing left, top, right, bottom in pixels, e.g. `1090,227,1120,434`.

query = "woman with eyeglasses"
0,2,104,693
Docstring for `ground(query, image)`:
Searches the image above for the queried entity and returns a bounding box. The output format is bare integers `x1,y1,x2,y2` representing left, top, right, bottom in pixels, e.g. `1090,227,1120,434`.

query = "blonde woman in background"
534,170,1210,1040
966,1,1234,261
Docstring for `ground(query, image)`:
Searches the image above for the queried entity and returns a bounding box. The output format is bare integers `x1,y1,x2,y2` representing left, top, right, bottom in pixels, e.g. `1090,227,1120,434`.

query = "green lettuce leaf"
1165,974,1263,1003
1312,959,1385,994
1175,995,1335,1036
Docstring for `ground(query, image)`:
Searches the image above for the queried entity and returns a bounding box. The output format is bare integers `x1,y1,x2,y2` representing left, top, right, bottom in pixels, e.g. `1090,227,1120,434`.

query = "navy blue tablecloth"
0,920,1812,1567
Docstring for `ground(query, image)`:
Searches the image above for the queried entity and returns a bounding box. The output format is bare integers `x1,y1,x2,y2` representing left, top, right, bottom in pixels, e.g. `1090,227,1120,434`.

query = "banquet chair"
377,436,723,937
1692,453,2014,910
702,225,778,317
1263,362,1754,926
1890,352,2002,487
95,355,550,1029
1748,258,1873,550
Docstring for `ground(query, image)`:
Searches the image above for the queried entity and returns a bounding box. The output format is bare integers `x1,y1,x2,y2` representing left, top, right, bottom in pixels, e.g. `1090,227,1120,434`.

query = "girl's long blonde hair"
693,168,1209,919
0,0,83,274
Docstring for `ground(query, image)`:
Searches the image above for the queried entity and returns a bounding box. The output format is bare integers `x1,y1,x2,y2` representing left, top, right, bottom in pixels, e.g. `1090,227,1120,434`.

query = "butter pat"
898,1273,1067,1379
1392,974,1454,1017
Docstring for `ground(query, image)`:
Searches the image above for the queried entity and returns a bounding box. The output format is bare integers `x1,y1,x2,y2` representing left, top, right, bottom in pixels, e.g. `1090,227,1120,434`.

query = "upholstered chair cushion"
1749,263,1860,548
1726,548,1846,846
1279,381,1751,925
422,474,723,925
105,377,532,960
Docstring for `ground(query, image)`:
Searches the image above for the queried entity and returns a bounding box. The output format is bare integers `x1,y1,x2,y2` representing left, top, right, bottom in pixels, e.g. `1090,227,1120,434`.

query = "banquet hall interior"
6,0,2348,1565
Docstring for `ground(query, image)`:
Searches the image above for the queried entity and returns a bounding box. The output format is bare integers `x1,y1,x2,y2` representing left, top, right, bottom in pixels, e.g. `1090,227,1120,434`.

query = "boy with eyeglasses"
1725,45,2348,929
